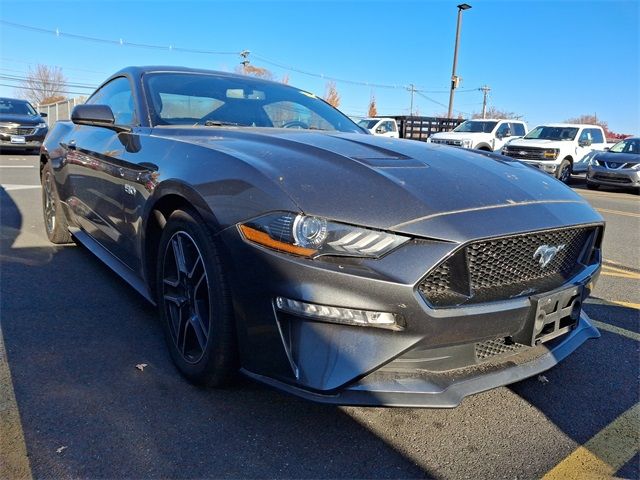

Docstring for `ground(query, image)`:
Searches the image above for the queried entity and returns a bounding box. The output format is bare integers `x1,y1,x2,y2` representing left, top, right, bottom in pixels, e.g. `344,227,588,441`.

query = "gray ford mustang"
41,66,604,407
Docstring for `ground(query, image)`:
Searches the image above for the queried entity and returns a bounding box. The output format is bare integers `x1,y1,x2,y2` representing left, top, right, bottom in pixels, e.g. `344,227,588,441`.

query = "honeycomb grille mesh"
475,339,525,361
419,227,596,307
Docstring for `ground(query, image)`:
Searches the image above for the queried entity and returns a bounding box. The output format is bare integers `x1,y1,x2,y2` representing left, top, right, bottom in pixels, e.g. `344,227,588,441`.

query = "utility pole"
408,84,416,117
480,85,491,119
447,3,472,119
240,50,250,73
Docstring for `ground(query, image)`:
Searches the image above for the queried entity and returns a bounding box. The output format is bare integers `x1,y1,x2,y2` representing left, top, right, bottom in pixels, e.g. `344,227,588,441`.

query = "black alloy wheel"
41,162,72,244
157,208,237,386
557,159,571,184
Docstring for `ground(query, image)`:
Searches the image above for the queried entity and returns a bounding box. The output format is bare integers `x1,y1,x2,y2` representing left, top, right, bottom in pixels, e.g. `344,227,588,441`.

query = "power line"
1,20,485,98
0,20,240,55
0,83,89,96
0,73,97,89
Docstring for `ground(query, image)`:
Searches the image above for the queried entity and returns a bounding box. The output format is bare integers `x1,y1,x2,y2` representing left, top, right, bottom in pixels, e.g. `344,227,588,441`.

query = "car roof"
535,123,603,129
111,65,279,85
467,118,523,123
0,97,30,102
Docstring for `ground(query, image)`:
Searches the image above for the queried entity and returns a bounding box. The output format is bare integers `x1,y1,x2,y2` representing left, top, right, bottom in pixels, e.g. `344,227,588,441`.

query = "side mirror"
39,112,48,118
71,104,131,133
604,147,610,151
375,127,384,134
579,138,592,147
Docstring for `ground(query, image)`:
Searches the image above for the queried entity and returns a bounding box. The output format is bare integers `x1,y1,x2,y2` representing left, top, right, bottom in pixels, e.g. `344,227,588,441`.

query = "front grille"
475,338,525,361
503,146,547,160
431,138,462,146
0,126,36,135
593,173,632,184
596,160,635,170
419,226,597,307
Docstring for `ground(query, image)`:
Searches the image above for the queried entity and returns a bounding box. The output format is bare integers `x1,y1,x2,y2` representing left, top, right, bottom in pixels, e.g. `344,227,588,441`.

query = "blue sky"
0,0,638,133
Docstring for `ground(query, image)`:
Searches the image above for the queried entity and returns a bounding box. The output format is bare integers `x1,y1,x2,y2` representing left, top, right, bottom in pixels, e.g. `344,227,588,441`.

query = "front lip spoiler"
242,312,600,408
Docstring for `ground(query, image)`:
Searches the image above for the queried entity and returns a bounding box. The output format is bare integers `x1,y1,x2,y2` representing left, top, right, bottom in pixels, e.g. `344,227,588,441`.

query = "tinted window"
589,128,605,144
511,123,526,136
525,126,578,141
496,123,511,136
453,120,498,133
87,77,136,125
144,72,361,133
385,121,397,132
609,138,640,154
358,119,379,129
0,98,37,116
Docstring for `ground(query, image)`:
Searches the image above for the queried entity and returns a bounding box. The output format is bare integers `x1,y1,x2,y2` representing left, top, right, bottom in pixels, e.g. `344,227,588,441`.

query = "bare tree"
565,114,610,136
19,64,67,106
323,81,340,108
472,106,521,120
367,95,378,117
236,64,274,80
281,73,290,85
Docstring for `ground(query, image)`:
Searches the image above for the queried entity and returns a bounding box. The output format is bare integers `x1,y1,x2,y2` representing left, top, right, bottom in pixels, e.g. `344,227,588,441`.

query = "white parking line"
1,185,40,191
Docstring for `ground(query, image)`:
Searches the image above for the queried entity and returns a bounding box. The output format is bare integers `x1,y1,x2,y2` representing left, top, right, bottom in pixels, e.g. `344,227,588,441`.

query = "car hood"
431,131,489,139
506,138,567,148
0,113,44,126
158,128,596,240
595,151,640,164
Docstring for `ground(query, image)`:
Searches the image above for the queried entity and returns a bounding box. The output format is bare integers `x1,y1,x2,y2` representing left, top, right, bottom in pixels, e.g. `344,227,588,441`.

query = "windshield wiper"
194,120,240,127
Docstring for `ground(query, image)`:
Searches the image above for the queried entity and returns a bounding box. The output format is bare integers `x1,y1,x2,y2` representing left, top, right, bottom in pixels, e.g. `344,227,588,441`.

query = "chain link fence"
38,97,86,126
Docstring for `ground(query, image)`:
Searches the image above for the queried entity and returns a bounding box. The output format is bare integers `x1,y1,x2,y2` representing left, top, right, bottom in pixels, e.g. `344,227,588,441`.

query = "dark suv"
0,97,49,152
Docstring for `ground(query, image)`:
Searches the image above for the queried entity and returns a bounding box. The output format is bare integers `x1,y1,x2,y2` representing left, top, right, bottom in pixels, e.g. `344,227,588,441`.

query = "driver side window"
496,123,510,136
87,77,137,126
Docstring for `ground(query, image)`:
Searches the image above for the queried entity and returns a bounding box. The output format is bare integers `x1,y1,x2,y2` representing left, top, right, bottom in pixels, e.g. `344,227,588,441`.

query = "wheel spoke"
188,253,204,280
163,293,187,307
172,235,188,277
189,313,208,351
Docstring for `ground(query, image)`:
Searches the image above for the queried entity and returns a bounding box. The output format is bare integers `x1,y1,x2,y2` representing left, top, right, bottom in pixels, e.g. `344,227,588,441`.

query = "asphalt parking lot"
1,152,638,479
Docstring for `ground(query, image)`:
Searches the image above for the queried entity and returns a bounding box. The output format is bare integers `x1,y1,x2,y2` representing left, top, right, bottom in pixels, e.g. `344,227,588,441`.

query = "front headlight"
544,149,559,159
37,122,47,129
461,138,473,148
239,212,410,258
632,163,640,171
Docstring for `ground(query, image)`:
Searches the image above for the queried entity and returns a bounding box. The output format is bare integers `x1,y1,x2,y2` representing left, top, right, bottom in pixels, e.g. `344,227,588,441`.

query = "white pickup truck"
501,124,608,183
357,117,400,138
427,119,528,152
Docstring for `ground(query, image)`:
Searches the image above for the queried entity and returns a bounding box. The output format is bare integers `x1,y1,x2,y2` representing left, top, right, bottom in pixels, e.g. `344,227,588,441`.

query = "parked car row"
0,97,49,152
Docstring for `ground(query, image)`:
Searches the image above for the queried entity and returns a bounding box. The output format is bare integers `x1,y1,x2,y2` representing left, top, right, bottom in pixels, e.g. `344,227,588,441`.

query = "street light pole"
447,3,471,119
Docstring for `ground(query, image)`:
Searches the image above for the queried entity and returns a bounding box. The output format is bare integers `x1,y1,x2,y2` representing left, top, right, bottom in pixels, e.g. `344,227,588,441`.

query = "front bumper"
521,160,559,174
244,312,600,407
0,131,46,150
587,167,640,188
222,211,603,407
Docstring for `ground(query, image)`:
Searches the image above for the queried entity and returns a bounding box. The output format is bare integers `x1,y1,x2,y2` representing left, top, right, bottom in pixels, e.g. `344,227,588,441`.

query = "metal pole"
447,4,471,118
480,85,490,119
409,84,414,117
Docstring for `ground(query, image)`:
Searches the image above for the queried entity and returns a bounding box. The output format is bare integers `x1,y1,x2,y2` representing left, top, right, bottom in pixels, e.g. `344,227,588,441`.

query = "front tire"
156,208,237,386
586,181,599,190
41,162,72,244
556,158,571,184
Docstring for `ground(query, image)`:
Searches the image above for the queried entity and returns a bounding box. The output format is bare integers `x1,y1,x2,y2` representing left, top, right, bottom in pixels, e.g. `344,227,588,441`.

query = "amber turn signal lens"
239,224,317,257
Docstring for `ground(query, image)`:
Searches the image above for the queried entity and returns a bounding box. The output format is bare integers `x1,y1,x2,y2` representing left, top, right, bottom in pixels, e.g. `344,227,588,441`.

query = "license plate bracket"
514,285,584,346
10,135,26,144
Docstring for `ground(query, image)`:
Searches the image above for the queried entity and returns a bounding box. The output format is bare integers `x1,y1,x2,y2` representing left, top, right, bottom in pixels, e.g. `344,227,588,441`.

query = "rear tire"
41,162,72,244
156,208,237,387
556,158,571,184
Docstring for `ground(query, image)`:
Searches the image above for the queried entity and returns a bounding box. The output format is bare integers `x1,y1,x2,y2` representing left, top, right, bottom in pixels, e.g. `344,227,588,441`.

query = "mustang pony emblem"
533,244,565,268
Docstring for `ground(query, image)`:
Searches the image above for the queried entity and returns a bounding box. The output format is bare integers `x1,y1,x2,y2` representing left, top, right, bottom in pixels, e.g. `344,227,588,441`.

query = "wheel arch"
141,181,228,301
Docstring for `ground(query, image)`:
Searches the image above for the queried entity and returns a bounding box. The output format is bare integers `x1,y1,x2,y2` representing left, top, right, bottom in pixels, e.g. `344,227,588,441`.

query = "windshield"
608,138,640,154
453,120,498,133
358,119,380,129
524,126,579,141
144,72,362,132
0,98,37,116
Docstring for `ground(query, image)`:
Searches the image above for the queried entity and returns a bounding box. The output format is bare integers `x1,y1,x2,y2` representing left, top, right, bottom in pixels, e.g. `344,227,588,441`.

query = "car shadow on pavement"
0,187,433,479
